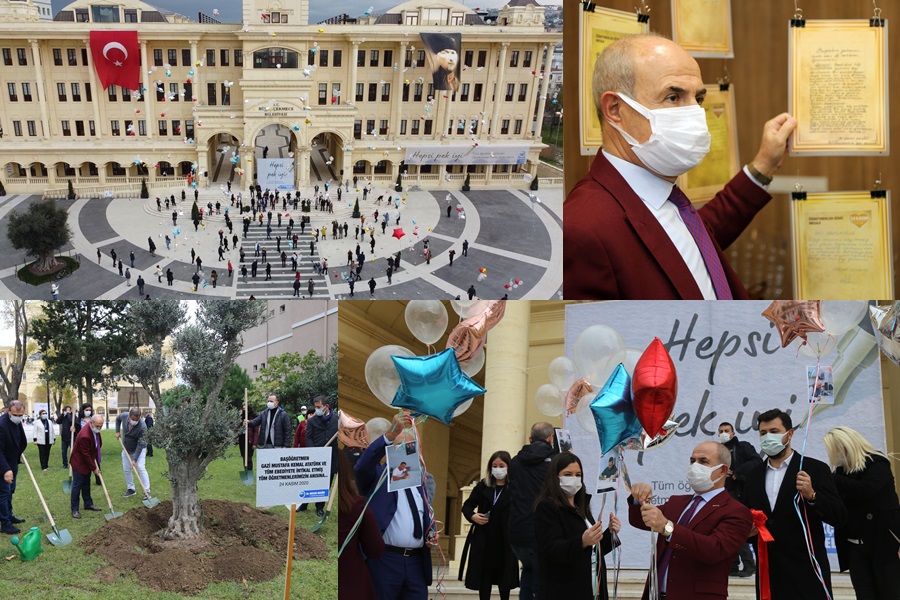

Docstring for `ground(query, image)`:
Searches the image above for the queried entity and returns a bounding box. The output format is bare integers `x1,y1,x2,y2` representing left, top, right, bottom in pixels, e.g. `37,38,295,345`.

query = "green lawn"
2,430,337,600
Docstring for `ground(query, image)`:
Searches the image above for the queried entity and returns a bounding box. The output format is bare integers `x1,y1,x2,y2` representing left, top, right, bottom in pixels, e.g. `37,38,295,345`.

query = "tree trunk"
164,459,204,540
33,253,60,272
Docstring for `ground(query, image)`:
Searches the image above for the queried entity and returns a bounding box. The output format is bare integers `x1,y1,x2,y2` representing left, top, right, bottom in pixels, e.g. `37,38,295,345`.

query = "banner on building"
257,158,295,191
564,301,885,570
89,30,141,91
420,32,462,92
404,145,529,166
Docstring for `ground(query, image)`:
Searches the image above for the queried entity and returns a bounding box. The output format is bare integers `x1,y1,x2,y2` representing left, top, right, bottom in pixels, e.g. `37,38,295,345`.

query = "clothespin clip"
718,67,731,92
871,1,885,26
581,1,596,13
635,0,650,23
871,174,886,198
791,182,806,201
791,1,805,27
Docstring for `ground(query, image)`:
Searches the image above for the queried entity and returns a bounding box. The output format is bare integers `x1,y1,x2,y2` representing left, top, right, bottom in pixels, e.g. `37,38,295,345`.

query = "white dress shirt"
603,151,766,299
764,450,795,510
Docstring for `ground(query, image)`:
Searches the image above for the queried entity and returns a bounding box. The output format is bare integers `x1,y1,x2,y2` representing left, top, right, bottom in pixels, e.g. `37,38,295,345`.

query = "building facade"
0,0,560,197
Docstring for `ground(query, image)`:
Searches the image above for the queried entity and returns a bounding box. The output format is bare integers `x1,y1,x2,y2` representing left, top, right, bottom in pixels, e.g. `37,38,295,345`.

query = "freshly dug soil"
80,499,329,594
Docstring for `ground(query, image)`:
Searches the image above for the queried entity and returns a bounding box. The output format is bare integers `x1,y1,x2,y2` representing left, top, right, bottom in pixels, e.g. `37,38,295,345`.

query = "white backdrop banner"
255,447,332,507
564,301,884,570
403,145,529,165
257,158,295,191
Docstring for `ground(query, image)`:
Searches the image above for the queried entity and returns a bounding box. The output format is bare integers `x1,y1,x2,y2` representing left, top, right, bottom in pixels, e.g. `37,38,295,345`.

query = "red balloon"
631,337,677,438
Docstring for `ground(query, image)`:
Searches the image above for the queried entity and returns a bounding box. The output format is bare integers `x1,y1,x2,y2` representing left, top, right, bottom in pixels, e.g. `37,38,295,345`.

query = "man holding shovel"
0,400,28,535
70,415,104,519
115,408,150,500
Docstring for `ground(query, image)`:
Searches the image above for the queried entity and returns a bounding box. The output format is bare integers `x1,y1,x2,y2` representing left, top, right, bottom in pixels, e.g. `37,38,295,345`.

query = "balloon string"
409,415,448,600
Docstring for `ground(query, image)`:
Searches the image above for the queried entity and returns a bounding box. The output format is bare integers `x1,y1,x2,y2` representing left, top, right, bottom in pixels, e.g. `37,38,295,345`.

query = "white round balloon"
404,300,449,345
535,383,563,417
461,346,485,376
820,300,868,337
796,331,837,358
548,356,577,390
573,394,597,437
450,299,490,319
573,325,626,385
365,417,392,442
623,348,643,376
453,398,474,418
365,345,416,406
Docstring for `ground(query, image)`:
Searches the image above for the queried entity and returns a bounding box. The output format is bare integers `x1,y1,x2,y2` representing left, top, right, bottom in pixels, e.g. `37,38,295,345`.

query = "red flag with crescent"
89,30,140,91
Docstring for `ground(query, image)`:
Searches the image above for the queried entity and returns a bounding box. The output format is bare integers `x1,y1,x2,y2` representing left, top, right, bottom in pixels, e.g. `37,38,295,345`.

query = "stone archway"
205,132,241,185
309,131,346,185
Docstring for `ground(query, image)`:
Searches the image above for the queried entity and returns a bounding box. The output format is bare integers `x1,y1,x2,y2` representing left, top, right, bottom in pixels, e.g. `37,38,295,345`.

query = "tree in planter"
125,300,267,540
462,173,471,192
67,180,76,200
6,199,73,273
140,179,149,199
352,198,361,219
191,200,200,222
395,173,403,192
530,175,539,191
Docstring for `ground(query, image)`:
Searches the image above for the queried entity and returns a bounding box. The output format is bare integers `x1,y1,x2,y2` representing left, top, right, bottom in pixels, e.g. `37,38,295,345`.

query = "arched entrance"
205,133,240,186
309,132,345,185
254,124,298,189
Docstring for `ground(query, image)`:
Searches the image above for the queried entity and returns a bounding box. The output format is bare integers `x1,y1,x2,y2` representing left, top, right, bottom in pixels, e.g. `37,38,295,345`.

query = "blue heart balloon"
590,363,642,454
390,348,486,426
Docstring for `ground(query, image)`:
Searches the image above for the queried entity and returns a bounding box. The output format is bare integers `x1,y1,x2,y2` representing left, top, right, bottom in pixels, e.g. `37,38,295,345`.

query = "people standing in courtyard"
166,268,174,286
211,270,218,288
115,408,150,500
463,240,469,257
0,401,27,534
50,283,59,300
56,406,73,469
449,249,456,266
468,285,476,300
70,414,104,519
125,268,131,286
129,251,135,268
137,275,145,296
155,265,162,283
308,279,315,298
118,261,124,277
369,277,377,296
111,249,117,266
265,263,271,281
33,408,55,471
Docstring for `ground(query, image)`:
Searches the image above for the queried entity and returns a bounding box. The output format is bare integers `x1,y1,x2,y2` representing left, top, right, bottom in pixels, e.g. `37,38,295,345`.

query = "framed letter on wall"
671,0,734,58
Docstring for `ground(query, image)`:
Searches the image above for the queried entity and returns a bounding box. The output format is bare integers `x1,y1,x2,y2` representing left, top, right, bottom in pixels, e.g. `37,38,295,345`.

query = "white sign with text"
257,158,295,191
403,144,529,165
255,447,332,507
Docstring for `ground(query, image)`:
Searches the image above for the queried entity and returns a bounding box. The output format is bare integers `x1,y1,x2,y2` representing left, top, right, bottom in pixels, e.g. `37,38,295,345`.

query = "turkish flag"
90,30,140,91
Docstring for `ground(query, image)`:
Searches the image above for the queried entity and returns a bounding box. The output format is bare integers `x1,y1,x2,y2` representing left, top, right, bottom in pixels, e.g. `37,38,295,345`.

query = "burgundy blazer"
70,423,101,476
563,151,771,299
629,490,753,600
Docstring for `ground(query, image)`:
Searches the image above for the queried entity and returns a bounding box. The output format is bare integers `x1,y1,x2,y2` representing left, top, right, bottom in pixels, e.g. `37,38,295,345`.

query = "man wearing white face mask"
115,407,150,499
629,441,752,599
0,401,28,535
564,33,797,300
740,409,846,600
246,394,292,449
306,396,338,517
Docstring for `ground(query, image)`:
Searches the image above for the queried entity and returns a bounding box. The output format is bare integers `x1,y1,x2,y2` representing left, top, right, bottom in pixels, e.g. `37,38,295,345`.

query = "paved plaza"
0,176,562,300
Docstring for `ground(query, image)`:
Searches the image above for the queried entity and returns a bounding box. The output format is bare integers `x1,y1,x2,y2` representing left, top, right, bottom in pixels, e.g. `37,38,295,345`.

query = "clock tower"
242,0,307,28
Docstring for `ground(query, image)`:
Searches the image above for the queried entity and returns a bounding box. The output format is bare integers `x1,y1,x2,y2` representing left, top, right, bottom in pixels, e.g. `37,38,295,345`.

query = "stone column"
299,148,311,188
29,39,50,139
140,41,154,139
523,44,541,139
482,300,531,469
534,45,552,139
197,149,208,187
189,40,199,103
391,41,407,141
489,43,510,140
349,41,360,106
84,39,103,137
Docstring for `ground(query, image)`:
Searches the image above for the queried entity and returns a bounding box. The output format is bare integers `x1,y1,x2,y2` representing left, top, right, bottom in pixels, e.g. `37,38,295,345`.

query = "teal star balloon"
390,348,486,425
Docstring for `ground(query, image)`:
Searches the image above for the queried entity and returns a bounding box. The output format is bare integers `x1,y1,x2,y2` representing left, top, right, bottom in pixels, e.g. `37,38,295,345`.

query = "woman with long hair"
459,450,519,600
824,426,900,599
338,449,384,600
534,452,620,600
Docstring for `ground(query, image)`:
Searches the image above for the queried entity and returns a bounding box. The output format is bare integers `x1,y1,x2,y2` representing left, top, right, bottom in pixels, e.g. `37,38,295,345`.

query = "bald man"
629,442,753,599
564,33,797,300
0,401,28,534
70,414,105,518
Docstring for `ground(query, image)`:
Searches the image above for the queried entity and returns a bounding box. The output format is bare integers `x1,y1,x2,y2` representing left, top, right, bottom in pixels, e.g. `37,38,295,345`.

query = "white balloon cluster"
790,300,868,358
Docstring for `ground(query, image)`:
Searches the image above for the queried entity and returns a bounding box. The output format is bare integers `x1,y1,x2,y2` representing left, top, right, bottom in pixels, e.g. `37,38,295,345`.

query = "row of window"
349,116,525,139
153,48,245,68
6,118,195,138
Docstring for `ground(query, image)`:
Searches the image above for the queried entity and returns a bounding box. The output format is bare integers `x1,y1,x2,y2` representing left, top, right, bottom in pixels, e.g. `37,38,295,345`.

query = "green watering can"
11,526,44,561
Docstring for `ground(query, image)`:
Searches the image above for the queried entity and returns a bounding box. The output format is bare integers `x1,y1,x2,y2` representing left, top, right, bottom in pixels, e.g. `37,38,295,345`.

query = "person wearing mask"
507,422,557,599
824,426,900,598
70,414,105,519
32,408,56,470
717,421,762,577
306,396,338,518
56,406,74,469
354,411,438,600
459,450,519,600
629,441,752,599
292,405,310,449
115,408,150,499
534,452,621,600
144,411,154,457
239,405,259,471
741,409,847,600
0,401,27,534
246,394,292,449
74,404,101,485
339,450,385,600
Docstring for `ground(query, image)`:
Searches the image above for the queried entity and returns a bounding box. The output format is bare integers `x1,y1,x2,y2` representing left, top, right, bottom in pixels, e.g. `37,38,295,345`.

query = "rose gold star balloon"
761,300,825,348
565,378,593,416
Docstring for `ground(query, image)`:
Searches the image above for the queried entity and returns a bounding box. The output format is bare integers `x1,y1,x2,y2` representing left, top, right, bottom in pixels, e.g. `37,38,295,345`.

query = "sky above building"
51,0,559,25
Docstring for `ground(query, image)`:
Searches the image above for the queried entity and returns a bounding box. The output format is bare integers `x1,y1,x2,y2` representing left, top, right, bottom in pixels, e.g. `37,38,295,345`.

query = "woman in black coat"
824,426,900,599
459,450,519,600
534,452,621,600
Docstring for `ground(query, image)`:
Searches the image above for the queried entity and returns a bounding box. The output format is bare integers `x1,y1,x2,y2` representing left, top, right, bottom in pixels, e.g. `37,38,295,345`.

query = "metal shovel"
117,436,159,508
240,388,254,486
311,476,339,533
21,454,72,546
96,471,123,520
62,425,76,494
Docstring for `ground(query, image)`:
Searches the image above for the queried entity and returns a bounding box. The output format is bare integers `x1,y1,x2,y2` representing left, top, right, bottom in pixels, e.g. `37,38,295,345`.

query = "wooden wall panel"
564,0,900,298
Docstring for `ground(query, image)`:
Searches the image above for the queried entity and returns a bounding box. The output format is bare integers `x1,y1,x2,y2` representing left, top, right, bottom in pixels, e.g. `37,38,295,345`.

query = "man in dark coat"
144,411,154,457
70,414,104,518
306,396,338,517
247,394,292,448
741,409,847,600
0,401,28,534
56,405,74,468
718,421,762,576
507,422,556,600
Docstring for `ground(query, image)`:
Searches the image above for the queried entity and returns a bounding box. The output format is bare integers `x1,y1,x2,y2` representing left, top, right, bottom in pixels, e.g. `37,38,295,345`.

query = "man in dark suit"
741,409,846,600
354,411,437,600
144,411,154,457
306,396,338,518
0,401,28,534
718,421,763,577
564,33,797,299
629,441,752,599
